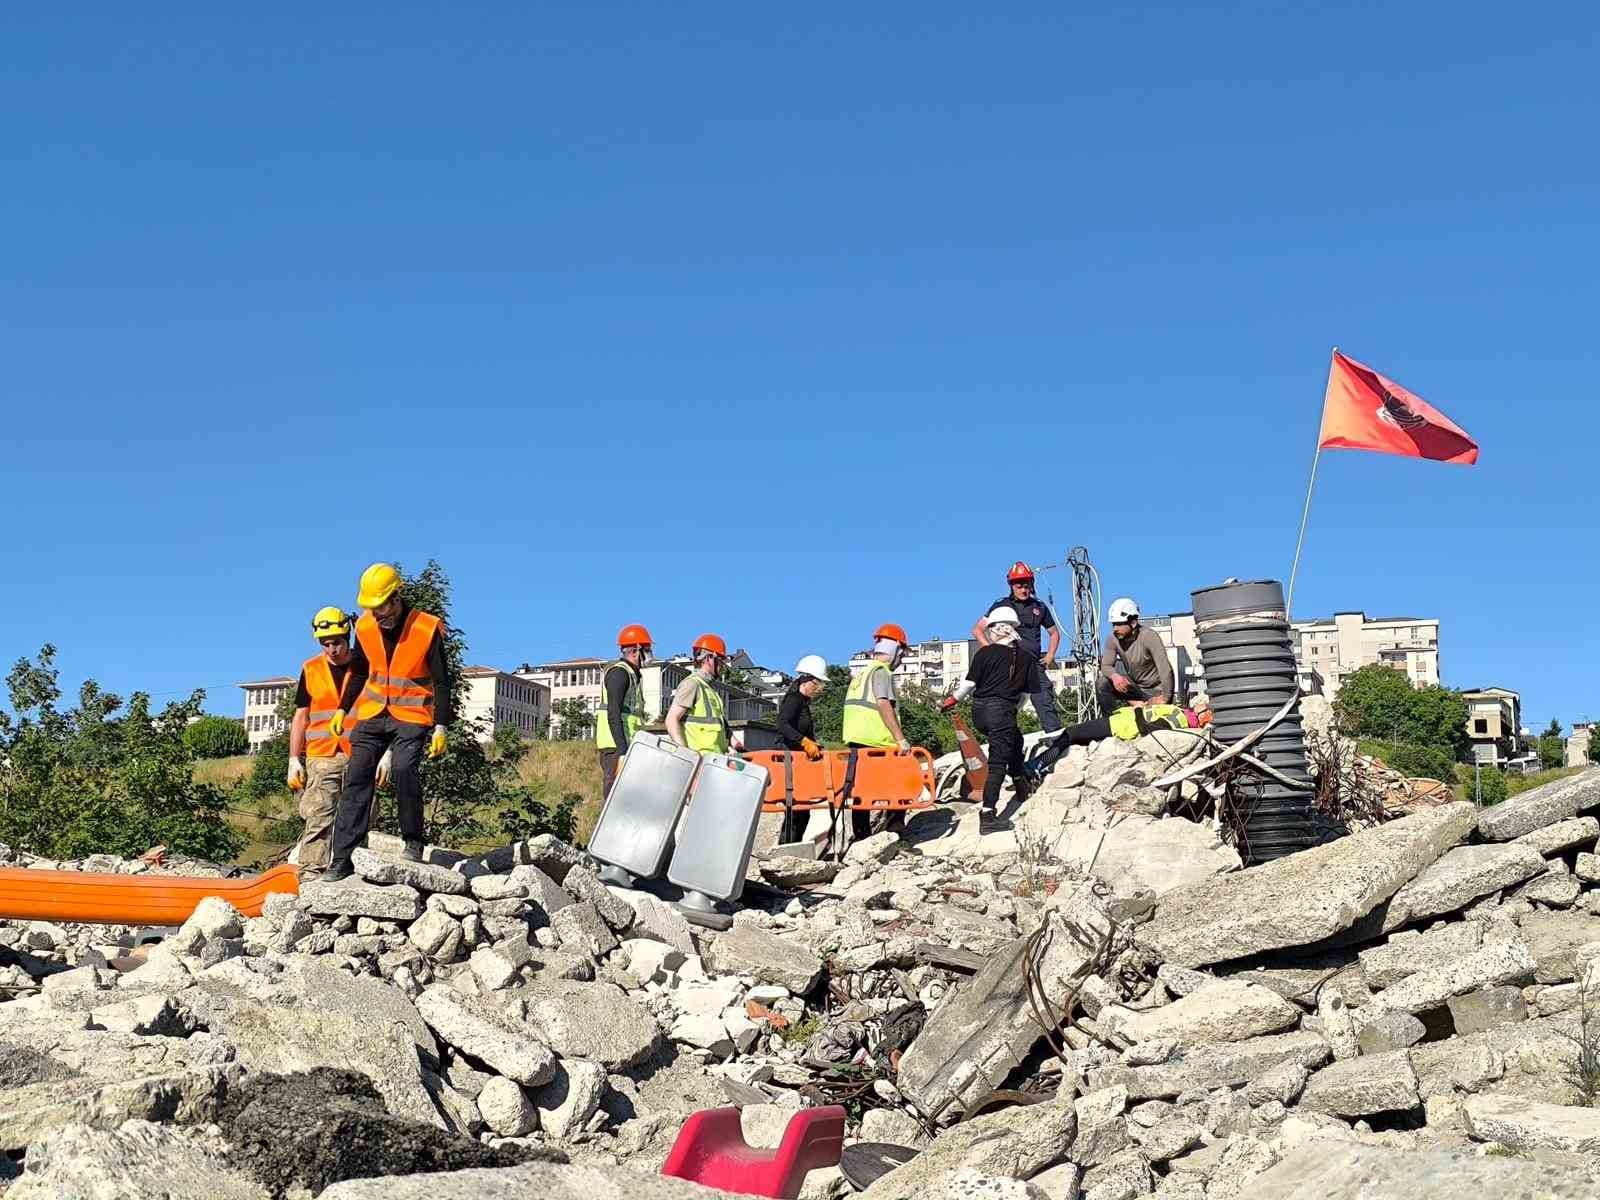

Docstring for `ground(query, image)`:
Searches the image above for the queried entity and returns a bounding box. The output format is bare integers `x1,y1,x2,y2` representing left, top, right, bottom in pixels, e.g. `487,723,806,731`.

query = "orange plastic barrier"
747,748,936,813
0,863,300,925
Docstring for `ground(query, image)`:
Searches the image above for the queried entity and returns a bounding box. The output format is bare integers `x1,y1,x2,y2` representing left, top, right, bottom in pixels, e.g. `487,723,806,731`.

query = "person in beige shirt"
1098,597,1174,713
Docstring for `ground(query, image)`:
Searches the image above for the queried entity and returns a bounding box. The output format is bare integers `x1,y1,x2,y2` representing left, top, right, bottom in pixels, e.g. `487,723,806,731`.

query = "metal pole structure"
1286,347,1336,621
1068,547,1101,721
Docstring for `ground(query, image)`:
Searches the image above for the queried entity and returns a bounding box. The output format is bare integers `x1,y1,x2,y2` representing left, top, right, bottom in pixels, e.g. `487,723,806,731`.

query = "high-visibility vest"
1108,703,1190,741
595,660,645,751
842,660,896,748
353,609,441,726
683,674,728,755
302,654,352,758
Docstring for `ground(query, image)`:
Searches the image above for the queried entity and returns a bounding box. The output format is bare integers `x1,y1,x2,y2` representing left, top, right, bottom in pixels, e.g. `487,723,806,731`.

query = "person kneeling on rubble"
940,607,1040,825
1024,697,1211,784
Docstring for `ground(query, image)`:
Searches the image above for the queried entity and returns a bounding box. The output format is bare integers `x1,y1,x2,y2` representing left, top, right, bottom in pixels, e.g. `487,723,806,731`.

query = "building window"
1474,718,1489,735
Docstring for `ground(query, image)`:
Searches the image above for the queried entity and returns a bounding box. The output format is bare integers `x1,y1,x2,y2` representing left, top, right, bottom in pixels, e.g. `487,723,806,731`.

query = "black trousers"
973,699,1025,812
1097,677,1150,715
599,748,622,800
332,713,426,866
1030,715,1116,774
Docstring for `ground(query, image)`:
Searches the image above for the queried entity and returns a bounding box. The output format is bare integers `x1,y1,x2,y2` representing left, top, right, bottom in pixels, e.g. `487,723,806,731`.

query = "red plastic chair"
660,1105,847,1199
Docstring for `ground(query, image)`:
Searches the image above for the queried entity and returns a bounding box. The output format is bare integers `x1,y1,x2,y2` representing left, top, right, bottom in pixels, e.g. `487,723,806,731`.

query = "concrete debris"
7,760,1600,1198
10,1119,268,1200
1242,1141,1600,1198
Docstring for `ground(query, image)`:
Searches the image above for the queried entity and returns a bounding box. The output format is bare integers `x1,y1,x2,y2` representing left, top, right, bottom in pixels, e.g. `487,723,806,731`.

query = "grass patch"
193,754,254,788
780,1013,824,1045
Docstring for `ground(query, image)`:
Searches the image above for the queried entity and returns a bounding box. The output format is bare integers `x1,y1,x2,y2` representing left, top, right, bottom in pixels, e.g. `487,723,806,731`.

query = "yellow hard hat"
310,606,352,641
357,562,402,610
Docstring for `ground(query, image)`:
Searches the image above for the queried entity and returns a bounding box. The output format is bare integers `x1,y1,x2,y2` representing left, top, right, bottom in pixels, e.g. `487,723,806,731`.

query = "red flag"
1318,350,1478,465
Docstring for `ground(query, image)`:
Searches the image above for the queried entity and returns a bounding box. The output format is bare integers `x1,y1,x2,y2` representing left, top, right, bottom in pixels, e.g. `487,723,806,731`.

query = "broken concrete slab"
897,892,1115,1118
1447,986,1528,1034
301,880,425,922
1355,1010,1426,1055
1136,803,1476,968
1478,773,1600,841
1524,873,1582,908
1407,1033,1506,1100
1236,1141,1600,1199
703,918,824,994
1048,815,1241,899
1516,816,1600,857
1070,1085,1131,1167
1084,1030,1330,1101
1367,933,1535,1014
520,982,662,1070
1379,843,1547,932
1520,910,1600,983
1463,1093,1600,1154
1299,1050,1420,1118
10,1119,269,1200
1357,922,1482,991
1101,982,1300,1047
415,989,556,1087
862,1097,1077,1200
352,848,472,896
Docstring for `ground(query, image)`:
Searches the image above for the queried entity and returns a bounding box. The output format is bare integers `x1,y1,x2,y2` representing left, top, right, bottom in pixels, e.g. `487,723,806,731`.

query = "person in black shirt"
971,562,1063,732
942,608,1040,822
774,654,829,843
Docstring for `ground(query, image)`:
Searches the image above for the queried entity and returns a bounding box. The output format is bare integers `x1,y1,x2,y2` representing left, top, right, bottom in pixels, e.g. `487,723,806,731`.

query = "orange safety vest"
301,654,352,758
353,609,441,726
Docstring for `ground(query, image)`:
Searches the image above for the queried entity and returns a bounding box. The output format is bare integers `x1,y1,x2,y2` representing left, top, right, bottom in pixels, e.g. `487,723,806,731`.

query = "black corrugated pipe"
1191,580,1316,863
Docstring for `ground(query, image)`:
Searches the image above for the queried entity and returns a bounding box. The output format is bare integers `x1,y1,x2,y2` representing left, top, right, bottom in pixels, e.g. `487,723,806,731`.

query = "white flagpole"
1286,347,1337,619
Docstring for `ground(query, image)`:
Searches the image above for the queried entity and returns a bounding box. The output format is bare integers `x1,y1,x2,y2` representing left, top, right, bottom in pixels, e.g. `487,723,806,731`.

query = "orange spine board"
0,863,300,924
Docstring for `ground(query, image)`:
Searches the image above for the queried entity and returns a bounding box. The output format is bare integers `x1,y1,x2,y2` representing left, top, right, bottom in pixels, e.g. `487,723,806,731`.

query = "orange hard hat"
618,624,653,648
874,622,909,645
692,633,728,658
1007,561,1034,583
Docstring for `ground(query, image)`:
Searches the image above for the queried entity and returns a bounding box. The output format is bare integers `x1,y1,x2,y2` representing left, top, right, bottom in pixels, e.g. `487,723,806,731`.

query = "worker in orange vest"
285,606,361,878
321,563,451,881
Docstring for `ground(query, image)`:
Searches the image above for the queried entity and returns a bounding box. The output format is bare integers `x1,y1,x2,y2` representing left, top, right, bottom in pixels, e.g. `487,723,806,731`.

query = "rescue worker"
774,654,829,843
841,623,912,842
286,607,359,878
941,607,1040,824
972,562,1063,732
666,634,734,755
322,563,451,881
1026,697,1211,783
1099,597,1174,714
597,624,652,799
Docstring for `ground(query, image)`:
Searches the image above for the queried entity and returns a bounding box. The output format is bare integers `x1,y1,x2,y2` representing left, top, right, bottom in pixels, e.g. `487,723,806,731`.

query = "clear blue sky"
2,4,1596,732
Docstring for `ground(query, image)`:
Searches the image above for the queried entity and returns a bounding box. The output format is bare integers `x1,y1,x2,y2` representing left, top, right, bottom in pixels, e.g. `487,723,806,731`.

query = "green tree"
1538,719,1566,771
1335,665,1419,742
896,682,953,755
184,715,248,759
1590,728,1600,765
1404,686,1470,762
551,698,594,741
0,644,244,862
811,666,853,745
1474,765,1509,806
1383,742,1458,784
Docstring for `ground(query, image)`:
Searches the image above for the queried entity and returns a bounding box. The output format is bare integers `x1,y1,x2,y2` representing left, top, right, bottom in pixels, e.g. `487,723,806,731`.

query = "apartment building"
1148,610,1440,698
461,666,550,740
518,655,776,739
237,676,294,752
517,657,609,736
1460,687,1522,767
1569,724,1595,769
848,638,978,694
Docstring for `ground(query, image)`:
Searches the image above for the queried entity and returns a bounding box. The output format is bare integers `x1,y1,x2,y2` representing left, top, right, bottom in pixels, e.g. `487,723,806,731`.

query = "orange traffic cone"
949,712,989,801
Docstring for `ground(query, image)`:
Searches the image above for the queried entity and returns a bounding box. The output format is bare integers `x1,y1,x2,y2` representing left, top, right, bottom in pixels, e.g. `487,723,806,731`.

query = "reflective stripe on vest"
353,609,440,726
595,661,645,751
842,660,896,748
302,654,351,758
684,675,728,755
1108,704,1188,741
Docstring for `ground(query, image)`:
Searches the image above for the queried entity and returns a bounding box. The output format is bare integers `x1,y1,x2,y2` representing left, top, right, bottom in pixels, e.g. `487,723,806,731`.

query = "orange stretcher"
745,748,936,813
0,863,300,925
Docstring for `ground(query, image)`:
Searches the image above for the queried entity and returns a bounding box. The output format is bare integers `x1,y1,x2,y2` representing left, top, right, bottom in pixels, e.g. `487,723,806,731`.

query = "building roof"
526,657,609,669
237,676,295,688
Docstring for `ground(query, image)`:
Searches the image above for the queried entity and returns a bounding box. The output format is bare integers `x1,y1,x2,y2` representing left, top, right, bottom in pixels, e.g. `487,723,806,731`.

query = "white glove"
376,749,393,788
896,739,911,753
286,756,306,792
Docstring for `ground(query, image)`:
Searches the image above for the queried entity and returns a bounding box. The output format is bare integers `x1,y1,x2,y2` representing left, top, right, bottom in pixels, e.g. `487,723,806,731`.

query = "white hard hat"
794,654,828,681
1108,597,1140,623
986,606,1021,626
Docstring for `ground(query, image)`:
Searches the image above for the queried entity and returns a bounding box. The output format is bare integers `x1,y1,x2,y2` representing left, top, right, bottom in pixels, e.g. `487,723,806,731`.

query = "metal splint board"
587,731,701,879
668,754,769,903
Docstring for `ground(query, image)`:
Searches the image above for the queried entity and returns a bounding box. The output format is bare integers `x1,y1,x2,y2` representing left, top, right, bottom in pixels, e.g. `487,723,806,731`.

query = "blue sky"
2,3,1596,732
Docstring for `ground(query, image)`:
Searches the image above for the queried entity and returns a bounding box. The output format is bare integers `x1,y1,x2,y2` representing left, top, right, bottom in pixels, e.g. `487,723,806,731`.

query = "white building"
1569,724,1594,769
238,676,294,753
848,638,979,695
1146,610,1440,698
519,653,777,740
461,666,550,741
517,657,610,737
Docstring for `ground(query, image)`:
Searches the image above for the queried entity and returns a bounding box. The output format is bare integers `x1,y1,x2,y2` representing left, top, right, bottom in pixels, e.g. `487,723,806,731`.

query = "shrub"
1383,742,1458,784
1474,766,1509,806
184,715,248,759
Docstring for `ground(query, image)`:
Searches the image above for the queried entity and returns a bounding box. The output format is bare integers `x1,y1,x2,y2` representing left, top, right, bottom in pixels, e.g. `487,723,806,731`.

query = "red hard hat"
692,633,728,658
1007,561,1034,583
618,624,653,648
874,622,909,645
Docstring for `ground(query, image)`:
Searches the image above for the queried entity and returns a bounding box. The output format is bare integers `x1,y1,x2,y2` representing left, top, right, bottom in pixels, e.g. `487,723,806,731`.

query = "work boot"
1011,777,1033,804
402,840,424,863
321,860,354,883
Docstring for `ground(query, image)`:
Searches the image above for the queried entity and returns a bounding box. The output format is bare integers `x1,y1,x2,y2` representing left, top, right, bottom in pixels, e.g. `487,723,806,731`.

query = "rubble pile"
2,757,1600,1198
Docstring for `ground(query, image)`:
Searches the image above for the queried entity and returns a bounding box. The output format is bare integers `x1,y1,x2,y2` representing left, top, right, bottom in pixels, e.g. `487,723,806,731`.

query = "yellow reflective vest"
1108,704,1192,741
683,674,729,755
842,660,896,747
595,660,645,751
